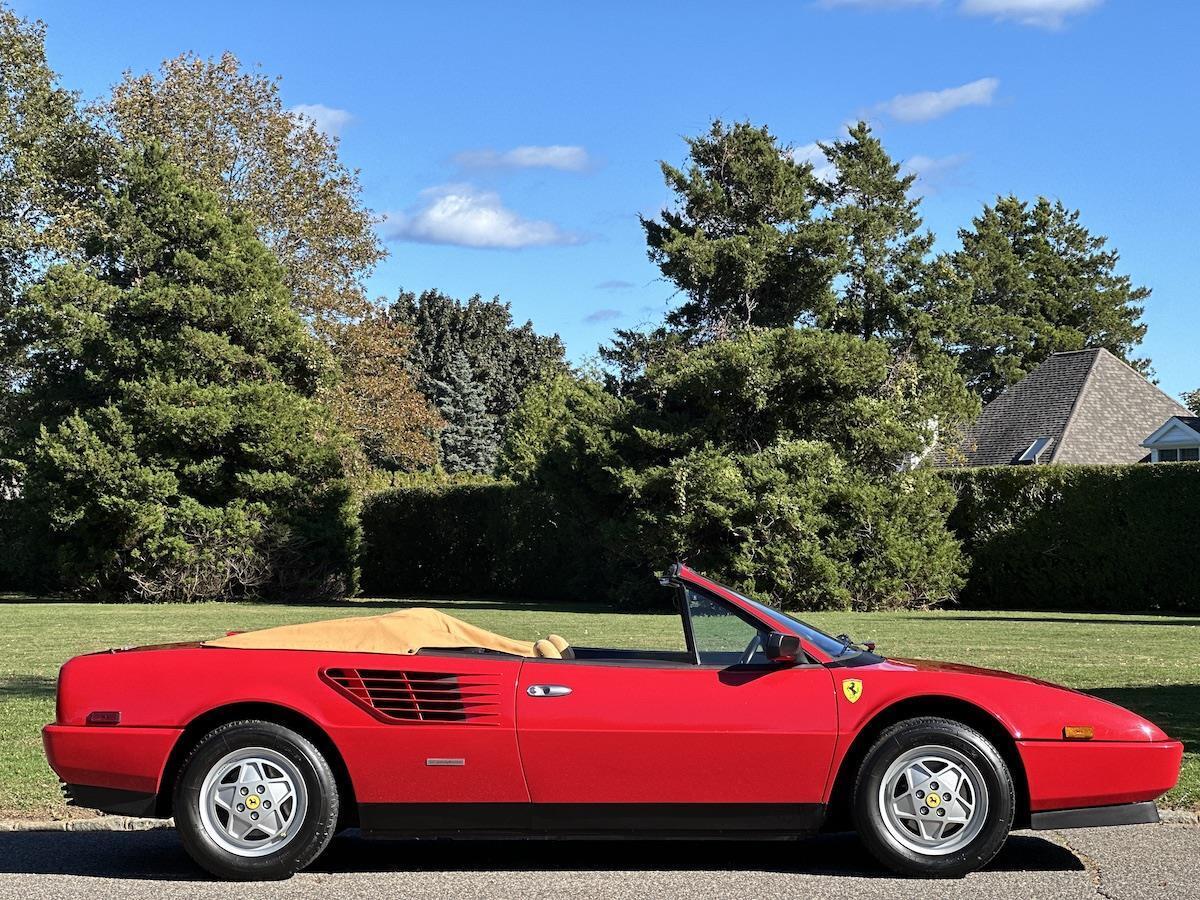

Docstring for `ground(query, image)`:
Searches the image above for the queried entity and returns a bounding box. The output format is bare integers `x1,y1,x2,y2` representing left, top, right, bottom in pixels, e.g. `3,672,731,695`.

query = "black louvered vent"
323,668,501,725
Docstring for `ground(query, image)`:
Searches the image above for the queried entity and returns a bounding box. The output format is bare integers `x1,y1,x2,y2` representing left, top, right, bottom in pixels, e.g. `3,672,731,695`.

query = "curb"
0,816,174,833
1160,809,1200,825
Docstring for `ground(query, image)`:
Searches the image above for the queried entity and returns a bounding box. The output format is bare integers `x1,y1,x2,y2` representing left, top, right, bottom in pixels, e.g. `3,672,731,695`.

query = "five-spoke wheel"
174,721,338,880
854,717,1015,877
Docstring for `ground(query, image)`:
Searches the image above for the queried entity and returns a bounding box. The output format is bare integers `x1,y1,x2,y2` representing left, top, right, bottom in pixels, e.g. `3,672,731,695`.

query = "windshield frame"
671,565,871,662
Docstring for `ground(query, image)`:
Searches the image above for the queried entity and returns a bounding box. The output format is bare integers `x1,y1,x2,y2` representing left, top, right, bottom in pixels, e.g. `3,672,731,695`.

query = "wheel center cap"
926,793,941,808
245,794,260,810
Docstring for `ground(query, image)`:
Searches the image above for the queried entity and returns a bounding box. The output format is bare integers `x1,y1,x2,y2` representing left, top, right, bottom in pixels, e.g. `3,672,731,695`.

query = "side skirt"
1030,801,1160,831
359,802,825,839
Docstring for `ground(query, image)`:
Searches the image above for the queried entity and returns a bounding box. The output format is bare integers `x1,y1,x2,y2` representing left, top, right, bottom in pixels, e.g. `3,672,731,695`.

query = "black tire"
173,720,339,880
852,716,1015,878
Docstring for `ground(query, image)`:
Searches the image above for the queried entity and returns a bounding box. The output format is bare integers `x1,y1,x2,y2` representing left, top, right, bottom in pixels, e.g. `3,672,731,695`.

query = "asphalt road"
0,823,1195,900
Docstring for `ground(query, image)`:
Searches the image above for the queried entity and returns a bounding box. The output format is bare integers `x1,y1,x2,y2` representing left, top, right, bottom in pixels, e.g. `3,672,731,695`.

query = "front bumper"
1018,739,1183,811
1030,800,1160,830
42,724,181,802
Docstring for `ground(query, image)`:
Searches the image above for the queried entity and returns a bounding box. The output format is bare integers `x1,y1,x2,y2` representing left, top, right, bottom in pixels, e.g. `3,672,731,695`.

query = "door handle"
526,684,572,698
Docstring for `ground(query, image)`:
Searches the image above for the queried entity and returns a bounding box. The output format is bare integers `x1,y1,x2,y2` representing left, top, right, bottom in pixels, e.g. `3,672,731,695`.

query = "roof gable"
1143,416,1200,448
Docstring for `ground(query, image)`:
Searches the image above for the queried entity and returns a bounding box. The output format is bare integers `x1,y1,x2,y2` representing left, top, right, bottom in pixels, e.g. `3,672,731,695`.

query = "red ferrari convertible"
44,564,1181,880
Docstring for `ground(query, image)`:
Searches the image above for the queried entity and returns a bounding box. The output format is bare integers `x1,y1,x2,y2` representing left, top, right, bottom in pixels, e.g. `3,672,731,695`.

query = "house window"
1155,448,1199,462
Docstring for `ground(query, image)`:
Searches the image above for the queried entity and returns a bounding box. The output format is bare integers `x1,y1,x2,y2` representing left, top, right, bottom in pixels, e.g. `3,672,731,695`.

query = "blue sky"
21,0,1200,397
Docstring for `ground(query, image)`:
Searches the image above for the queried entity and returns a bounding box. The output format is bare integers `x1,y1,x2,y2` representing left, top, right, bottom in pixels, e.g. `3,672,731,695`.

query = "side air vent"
322,668,501,725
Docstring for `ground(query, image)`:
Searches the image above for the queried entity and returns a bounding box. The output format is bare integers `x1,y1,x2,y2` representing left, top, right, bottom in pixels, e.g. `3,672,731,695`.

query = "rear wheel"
173,720,338,880
852,717,1014,877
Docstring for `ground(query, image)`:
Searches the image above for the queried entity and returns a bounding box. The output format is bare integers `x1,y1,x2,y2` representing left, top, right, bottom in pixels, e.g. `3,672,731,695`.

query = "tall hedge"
944,463,1200,611
359,482,609,602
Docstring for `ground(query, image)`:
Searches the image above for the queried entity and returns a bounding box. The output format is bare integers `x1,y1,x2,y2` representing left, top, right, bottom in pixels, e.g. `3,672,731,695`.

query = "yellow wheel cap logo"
927,793,941,808
842,678,863,703
245,794,260,810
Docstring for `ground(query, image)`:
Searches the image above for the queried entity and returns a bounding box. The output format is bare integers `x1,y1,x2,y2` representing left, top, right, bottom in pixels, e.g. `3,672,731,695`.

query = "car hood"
846,656,1170,743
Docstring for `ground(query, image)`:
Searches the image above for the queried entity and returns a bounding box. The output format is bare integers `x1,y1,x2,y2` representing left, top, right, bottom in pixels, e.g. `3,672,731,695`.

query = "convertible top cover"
204,607,550,657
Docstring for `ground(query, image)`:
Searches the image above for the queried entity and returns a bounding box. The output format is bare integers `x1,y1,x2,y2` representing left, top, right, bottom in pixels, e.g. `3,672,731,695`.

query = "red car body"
44,564,1182,839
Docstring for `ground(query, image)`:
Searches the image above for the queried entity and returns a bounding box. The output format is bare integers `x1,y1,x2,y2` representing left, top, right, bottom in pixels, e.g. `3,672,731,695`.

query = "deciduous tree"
102,51,384,327
321,312,442,474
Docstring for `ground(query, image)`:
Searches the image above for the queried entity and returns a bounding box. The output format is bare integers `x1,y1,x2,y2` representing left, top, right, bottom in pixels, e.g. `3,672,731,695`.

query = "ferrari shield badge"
841,678,863,703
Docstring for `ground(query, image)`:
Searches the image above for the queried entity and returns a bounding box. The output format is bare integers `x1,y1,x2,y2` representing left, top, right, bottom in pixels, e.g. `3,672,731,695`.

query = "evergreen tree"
390,287,565,438
641,120,838,338
946,195,1150,401
427,352,499,475
816,121,939,349
2,144,357,600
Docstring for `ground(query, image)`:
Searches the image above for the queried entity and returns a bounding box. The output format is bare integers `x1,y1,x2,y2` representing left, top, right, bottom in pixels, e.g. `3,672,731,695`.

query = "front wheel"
852,716,1015,877
173,720,339,880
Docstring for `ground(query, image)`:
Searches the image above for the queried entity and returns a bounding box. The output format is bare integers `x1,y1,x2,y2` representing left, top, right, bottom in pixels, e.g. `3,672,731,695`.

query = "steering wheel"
739,632,765,665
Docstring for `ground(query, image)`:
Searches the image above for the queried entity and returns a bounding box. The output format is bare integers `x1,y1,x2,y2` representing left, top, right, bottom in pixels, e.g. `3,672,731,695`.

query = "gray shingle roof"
936,349,1191,467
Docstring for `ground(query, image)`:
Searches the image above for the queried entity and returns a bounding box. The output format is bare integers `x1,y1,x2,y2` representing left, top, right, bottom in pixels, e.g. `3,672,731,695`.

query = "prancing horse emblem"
842,678,863,703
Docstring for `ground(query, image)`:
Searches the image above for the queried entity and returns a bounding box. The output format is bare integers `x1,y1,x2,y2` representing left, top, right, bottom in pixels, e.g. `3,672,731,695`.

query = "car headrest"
546,634,574,660
533,639,562,659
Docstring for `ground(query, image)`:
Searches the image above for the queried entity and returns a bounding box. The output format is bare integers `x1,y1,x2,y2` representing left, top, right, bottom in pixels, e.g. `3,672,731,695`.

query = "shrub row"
361,463,1200,613
359,482,611,602
943,463,1200,611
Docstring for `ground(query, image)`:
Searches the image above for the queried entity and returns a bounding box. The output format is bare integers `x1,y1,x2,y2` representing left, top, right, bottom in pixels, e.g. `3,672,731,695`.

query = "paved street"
0,822,1194,900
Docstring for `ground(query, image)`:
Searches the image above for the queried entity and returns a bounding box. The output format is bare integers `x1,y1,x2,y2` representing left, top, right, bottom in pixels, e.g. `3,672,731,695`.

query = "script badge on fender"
841,678,863,703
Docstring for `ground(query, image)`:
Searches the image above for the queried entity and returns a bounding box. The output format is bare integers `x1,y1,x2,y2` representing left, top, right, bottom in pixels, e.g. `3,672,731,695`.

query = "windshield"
711,583,861,659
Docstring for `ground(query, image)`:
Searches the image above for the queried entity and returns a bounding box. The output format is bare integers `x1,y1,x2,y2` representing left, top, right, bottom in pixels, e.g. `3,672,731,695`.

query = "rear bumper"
1030,800,1160,830
1018,739,1183,811
42,724,181,800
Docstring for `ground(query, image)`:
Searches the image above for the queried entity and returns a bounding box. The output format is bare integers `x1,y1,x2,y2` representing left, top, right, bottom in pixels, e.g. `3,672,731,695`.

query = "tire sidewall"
853,718,1015,878
174,720,338,880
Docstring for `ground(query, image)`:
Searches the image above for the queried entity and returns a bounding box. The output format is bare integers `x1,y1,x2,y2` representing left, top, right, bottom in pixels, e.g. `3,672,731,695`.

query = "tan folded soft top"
204,607,565,658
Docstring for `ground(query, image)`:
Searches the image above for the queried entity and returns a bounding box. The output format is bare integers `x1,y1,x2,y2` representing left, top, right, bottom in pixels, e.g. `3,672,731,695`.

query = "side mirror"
764,631,802,662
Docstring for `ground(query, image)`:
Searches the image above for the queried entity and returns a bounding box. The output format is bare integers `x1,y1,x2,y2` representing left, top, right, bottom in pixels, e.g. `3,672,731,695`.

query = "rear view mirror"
764,631,801,662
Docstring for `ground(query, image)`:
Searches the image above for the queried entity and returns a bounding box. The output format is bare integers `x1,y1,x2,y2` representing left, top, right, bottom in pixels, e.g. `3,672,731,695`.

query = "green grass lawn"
1,596,1196,817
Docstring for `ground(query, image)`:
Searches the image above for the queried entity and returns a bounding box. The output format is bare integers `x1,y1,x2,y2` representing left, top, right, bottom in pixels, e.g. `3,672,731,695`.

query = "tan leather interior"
204,607,556,658
546,634,573,659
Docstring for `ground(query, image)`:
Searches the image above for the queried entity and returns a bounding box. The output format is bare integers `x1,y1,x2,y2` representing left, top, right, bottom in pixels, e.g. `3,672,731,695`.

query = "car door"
514,584,838,833
320,650,532,834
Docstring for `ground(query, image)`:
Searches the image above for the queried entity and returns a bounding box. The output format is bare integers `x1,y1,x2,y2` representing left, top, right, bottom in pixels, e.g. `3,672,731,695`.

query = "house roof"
937,348,1191,467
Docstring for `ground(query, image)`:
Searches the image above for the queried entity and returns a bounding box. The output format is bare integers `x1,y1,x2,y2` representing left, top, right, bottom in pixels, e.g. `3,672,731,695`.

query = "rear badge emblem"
842,678,863,703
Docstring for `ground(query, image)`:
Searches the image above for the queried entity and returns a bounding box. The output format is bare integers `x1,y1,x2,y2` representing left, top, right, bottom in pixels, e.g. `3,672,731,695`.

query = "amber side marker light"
1063,725,1094,740
86,711,121,726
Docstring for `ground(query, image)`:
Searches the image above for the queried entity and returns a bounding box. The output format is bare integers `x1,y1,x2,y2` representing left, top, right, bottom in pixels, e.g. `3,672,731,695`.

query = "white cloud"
383,184,582,249
596,279,635,291
290,103,353,137
879,77,999,123
904,153,969,192
792,141,838,182
454,145,591,172
959,0,1101,28
818,0,1099,27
